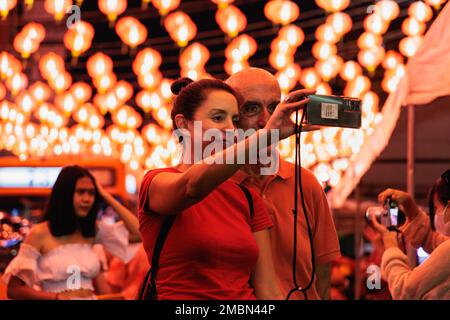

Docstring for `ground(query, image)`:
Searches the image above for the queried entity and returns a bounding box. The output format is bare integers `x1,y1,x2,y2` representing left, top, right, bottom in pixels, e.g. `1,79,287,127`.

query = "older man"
227,68,341,300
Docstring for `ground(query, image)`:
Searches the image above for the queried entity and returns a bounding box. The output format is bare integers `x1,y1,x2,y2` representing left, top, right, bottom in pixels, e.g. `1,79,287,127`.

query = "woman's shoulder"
23,221,50,252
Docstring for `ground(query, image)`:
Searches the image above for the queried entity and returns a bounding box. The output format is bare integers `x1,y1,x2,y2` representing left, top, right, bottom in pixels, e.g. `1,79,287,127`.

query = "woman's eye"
211,115,223,122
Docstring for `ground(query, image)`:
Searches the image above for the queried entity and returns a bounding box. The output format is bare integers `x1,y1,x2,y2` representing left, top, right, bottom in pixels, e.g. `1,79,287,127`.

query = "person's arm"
315,263,332,300
148,91,312,216
7,276,60,300
250,229,283,300
96,183,141,243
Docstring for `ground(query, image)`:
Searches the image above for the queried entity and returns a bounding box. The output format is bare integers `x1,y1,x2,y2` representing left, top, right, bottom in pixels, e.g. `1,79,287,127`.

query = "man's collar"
232,157,293,183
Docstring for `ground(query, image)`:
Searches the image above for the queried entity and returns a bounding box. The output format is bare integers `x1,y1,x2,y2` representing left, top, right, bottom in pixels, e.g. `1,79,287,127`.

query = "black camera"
366,197,406,228
304,94,362,129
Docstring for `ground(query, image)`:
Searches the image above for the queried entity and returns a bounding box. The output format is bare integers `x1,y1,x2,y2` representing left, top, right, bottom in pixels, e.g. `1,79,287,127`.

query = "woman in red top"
139,77,310,300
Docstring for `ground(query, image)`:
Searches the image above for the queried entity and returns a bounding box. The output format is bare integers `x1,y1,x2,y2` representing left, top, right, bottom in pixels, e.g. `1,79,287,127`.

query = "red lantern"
39,52,65,80
115,16,148,49
44,0,72,22
0,0,17,20
164,11,197,47
264,0,299,25
132,48,162,76
70,82,92,103
87,52,113,79
152,0,180,16
98,0,127,25
179,43,210,70
326,12,352,36
29,81,51,102
215,5,247,38
316,0,350,12
224,34,257,62
278,25,305,47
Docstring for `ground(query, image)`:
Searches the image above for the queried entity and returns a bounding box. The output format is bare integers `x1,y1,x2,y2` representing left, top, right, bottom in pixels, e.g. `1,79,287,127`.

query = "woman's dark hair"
43,165,100,238
427,169,450,230
170,77,240,130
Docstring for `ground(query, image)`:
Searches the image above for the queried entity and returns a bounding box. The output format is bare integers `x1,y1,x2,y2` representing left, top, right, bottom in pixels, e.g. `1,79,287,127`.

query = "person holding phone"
369,170,450,299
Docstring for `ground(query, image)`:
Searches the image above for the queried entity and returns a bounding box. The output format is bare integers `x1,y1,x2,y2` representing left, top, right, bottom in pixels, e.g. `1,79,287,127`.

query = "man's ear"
174,114,188,130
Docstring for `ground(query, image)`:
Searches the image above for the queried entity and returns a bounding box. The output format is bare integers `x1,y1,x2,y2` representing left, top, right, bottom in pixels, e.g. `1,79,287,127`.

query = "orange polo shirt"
232,158,341,300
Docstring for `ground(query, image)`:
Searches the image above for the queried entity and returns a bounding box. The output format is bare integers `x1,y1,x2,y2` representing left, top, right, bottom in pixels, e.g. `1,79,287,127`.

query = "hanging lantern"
224,59,249,75
399,36,423,57
357,32,383,50
164,11,197,47
315,82,332,95
13,33,39,59
29,81,51,102
315,55,343,81
0,0,17,20
215,5,247,38
315,24,339,43
137,71,163,90
424,0,446,10
0,82,6,100
326,12,352,36
44,0,72,22
6,72,28,95
211,0,235,9
316,0,350,12
152,0,180,16
344,75,371,98
299,68,320,89
382,50,403,70
93,72,117,94
21,22,46,43
269,51,294,71
87,52,113,79
116,16,148,49
179,42,210,70
181,68,209,81
270,37,296,55
112,105,143,129
54,92,77,116
114,80,133,103
278,24,305,48
376,0,400,21
136,90,154,113
409,1,433,22
312,42,337,60
264,0,299,26
70,82,92,104
364,13,389,34
340,61,362,81
224,34,257,62
402,17,426,36
39,52,65,80
15,91,36,114
48,71,72,93
358,46,385,73
64,22,94,59
132,48,162,76
98,0,127,26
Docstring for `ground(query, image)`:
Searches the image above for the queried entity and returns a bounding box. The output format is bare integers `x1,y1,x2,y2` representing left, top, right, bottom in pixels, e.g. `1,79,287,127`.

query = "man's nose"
257,108,271,128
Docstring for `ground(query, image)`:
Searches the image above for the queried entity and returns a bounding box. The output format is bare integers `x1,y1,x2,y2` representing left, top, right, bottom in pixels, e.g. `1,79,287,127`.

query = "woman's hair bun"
171,77,194,95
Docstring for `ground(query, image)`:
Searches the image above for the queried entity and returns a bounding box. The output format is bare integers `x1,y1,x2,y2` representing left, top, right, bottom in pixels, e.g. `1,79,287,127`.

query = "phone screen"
389,207,399,226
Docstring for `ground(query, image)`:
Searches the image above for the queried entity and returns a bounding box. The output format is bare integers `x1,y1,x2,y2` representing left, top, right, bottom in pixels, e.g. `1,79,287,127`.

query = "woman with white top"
2,165,141,300
370,169,450,300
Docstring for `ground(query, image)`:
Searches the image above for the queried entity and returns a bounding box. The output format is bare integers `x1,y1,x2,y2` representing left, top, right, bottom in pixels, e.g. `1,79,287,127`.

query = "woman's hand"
264,89,315,140
378,188,419,221
369,214,398,249
57,289,96,300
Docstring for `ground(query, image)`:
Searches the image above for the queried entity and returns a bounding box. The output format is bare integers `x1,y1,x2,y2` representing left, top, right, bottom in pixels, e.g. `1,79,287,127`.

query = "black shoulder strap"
237,184,254,219
138,214,176,300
